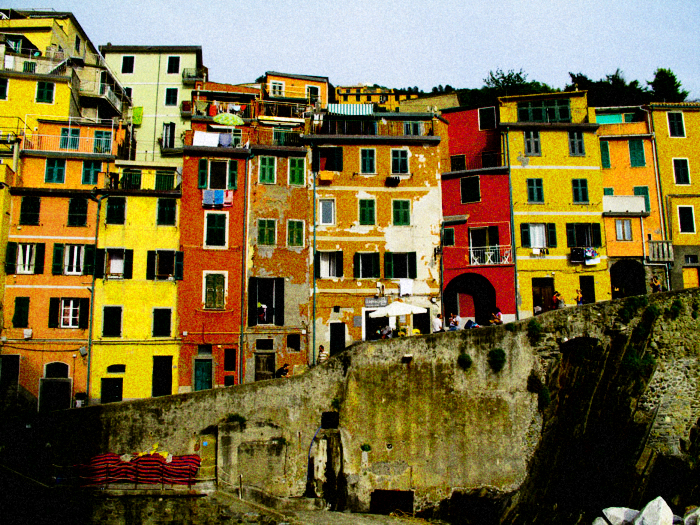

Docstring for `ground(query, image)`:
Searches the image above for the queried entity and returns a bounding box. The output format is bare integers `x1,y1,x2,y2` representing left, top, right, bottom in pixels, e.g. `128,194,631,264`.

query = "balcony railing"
104,170,178,191
309,119,436,137
188,128,302,148
467,245,513,266
647,240,673,262
79,81,123,112
21,134,113,155
182,68,206,85
257,100,307,119
449,152,504,172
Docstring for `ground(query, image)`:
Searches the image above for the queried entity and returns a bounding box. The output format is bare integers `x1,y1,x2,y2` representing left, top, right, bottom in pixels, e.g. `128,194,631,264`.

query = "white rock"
634,496,674,525
685,507,700,525
598,507,640,524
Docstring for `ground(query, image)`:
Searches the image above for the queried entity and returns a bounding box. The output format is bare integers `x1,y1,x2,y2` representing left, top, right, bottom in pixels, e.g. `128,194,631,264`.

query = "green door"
194,359,212,391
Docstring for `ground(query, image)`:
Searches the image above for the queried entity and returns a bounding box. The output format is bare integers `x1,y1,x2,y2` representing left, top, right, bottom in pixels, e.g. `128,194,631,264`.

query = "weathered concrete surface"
7,289,700,524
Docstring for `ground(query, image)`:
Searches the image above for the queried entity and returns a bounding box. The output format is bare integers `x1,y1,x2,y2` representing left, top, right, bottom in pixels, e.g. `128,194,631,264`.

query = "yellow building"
648,102,700,289
263,71,329,108
499,91,610,316
335,84,417,112
88,163,181,403
596,106,671,297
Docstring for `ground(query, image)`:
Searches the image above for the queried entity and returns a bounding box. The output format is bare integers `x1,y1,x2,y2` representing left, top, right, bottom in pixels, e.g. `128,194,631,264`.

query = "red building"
440,106,516,325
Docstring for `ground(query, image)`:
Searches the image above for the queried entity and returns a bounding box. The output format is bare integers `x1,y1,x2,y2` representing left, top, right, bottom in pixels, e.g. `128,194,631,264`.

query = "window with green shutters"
524,131,540,156
259,156,275,184
566,223,602,247
353,252,380,278
391,150,408,174
629,139,645,167
604,187,614,196
572,179,589,203
60,128,80,150
520,223,557,248
94,131,112,153
155,170,175,190
198,158,208,189
288,158,304,185
82,160,101,185
527,178,544,203
157,198,177,225
517,99,570,123
205,274,225,309
634,186,650,212
600,141,611,168
674,158,690,185
36,81,54,103
393,200,410,225
45,158,65,183
0,78,8,100
568,131,585,156
287,220,304,246
668,112,685,138
384,252,417,279
106,197,126,224
19,196,40,225
12,297,29,328
67,198,88,227
205,213,227,247
359,199,375,225
361,149,375,174
258,219,276,245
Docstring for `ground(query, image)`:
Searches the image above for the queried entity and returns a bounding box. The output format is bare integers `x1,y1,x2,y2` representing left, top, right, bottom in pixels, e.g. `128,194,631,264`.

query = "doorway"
194,359,212,391
101,377,123,404
152,356,172,397
365,311,387,340
330,323,345,356
579,275,596,304
610,260,646,299
39,362,71,413
532,277,555,313
254,353,275,382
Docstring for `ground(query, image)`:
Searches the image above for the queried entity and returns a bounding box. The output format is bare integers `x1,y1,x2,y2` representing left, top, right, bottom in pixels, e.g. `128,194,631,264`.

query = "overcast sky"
7,0,700,99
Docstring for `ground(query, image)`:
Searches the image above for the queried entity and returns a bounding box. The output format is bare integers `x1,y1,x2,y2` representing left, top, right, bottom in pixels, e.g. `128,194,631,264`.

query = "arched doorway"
39,361,71,413
443,273,497,326
610,260,646,299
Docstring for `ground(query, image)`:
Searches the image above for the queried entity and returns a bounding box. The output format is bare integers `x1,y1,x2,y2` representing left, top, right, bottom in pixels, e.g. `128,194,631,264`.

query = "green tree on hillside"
648,68,688,103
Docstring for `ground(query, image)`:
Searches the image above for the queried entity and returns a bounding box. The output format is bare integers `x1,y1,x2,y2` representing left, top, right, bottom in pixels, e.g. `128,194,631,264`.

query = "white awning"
327,104,374,116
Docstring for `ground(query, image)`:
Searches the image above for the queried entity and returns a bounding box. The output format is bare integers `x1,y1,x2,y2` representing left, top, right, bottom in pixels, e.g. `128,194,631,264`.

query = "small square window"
36,82,54,103
157,198,177,226
391,150,409,174
572,179,589,203
67,198,88,227
164,88,178,106
527,178,544,203
167,56,180,74
45,159,65,183
82,160,101,185
121,56,134,74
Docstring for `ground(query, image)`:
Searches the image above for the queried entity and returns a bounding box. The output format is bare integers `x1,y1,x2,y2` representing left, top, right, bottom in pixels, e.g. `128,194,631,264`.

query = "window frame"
391,149,409,175
478,107,497,130
258,219,276,246
360,148,376,174
568,130,585,156
392,199,410,226
460,175,481,204
105,197,126,225
572,178,589,204
60,127,80,150
673,158,690,185
45,158,66,184
19,196,40,225
354,252,380,279
318,199,335,225
157,198,177,226
94,130,112,154
600,140,611,168
259,156,276,184
36,81,54,104
198,159,237,190
287,219,304,247
520,223,557,249
317,251,343,278
678,205,696,234
288,157,305,186
527,178,544,203
152,308,172,337
166,56,180,75
203,271,227,309
524,130,541,156
204,211,228,248
60,298,81,329
359,199,376,226
270,81,284,97
164,87,178,107
121,56,135,74
67,197,88,227
63,244,85,275
102,305,123,337
615,219,633,241
16,243,37,274
668,112,686,138
384,252,417,279
82,160,101,185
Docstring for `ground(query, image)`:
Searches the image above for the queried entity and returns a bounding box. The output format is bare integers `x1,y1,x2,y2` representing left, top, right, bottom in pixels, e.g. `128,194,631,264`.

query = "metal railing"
450,152,504,172
186,128,302,148
78,81,122,112
104,170,178,191
257,100,307,119
182,67,206,84
310,119,436,137
21,134,113,155
647,241,673,262
464,245,513,266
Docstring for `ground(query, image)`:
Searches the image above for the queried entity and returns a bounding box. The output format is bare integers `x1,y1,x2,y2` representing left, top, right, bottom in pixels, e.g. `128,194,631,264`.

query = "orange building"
262,71,329,108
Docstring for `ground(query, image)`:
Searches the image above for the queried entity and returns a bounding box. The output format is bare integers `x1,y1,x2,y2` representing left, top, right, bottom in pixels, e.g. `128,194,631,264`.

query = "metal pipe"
312,144,317,366
504,127,519,320
239,152,253,385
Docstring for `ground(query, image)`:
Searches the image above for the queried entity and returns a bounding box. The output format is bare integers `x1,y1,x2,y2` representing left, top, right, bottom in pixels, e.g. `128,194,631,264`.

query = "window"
521,223,557,248
19,196,40,225
565,223,602,247
82,160,101,185
102,306,122,337
306,85,319,103
45,159,66,183
524,131,540,156
23,61,36,73
443,228,455,246
450,155,466,172
67,198,88,227
359,199,375,225
313,147,343,172
353,252,380,278
16,243,39,274
167,56,180,74
479,107,496,130
600,141,611,168
287,220,304,247
204,273,226,309
60,128,79,150
460,176,481,203
629,139,645,167
94,131,111,153
124,87,132,99
155,170,176,190
391,150,409,174
75,36,81,53
248,277,285,326
319,199,335,225
259,156,276,184
517,99,570,122
668,112,685,138
36,82,54,103
62,244,85,275
315,251,343,278
679,206,696,233
47,297,87,329
152,309,172,337
572,179,589,203
98,248,133,279
106,197,126,224
393,200,410,225
164,88,178,106
634,186,651,212
685,255,699,264
360,149,375,174
162,122,175,148
258,219,276,245
604,187,614,196
0,78,8,100
404,121,422,135
616,219,633,241
271,81,284,97
157,198,177,226
146,250,183,280
198,159,237,189
121,56,134,74
287,334,301,352
60,298,81,328
527,178,544,203
384,252,417,279
205,212,227,247
674,158,690,185
568,131,585,156
13,297,29,328
289,157,304,185
107,364,126,373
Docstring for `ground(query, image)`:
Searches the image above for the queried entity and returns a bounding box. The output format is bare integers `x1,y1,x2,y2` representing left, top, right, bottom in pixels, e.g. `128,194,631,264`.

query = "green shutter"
629,139,645,167
520,223,531,248
146,251,156,280
546,223,557,248
228,160,238,189
384,252,393,278
123,250,133,279
633,186,651,212
12,297,29,328
198,159,207,188
78,298,90,329
48,297,60,328
591,223,602,247
408,252,417,279
371,253,380,278
174,251,184,280
5,241,16,275
52,243,65,275
83,245,95,275
314,251,320,279
600,141,611,168
353,253,360,278
604,187,614,196
34,243,45,274
566,223,576,247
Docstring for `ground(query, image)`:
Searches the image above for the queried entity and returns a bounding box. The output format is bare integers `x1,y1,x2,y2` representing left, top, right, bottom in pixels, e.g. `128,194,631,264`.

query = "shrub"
488,348,507,373
360,444,372,452
527,319,542,345
527,371,543,393
504,323,516,332
457,353,473,370
223,413,246,425
669,299,683,319
331,398,341,411
538,386,551,410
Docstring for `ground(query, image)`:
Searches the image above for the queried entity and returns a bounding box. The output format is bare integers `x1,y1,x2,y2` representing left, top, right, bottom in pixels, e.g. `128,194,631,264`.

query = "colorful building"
262,71,328,109
303,106,445,355
440,105,516,325
334,84,417,112
647,102,700,290
499,91,611,316
596,106,671,297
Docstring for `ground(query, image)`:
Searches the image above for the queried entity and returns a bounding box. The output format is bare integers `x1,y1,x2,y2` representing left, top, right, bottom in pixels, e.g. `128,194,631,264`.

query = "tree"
565,69,649,106
483,69,555,97
648,68,688,103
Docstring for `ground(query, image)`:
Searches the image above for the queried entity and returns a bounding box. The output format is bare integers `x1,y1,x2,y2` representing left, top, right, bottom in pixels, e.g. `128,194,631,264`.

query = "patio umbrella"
212,113,245,126
369,301,428,318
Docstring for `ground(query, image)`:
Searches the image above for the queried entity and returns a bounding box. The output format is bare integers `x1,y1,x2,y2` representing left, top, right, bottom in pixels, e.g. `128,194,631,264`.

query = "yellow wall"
266,73,328,106
0,75,73,134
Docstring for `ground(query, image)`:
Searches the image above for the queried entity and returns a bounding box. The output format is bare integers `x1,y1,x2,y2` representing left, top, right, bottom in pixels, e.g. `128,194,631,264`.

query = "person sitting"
275,363,289,378
490,308,503,325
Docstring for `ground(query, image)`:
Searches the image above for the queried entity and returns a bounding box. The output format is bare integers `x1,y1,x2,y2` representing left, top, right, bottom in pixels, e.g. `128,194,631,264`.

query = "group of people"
432,312,463,332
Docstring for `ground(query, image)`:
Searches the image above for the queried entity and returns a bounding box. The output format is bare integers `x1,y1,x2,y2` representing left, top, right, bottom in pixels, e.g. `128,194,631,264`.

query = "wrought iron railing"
465,245,513,266
310,119,436,137
21,134,113,155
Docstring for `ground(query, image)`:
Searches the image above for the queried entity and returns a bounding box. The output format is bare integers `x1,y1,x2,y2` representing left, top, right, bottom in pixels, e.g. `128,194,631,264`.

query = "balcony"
467,245,513,266
647,241,673,263
180,100,192,118
257,100,307,120
448,152,505,173
21,134,113,155
182,68,206,86
309,119,436,137
187,128,302,149
78,80,123,113
104,169,178,192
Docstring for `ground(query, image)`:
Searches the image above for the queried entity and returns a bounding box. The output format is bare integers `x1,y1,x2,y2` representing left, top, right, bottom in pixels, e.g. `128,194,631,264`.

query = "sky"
6,0,700,99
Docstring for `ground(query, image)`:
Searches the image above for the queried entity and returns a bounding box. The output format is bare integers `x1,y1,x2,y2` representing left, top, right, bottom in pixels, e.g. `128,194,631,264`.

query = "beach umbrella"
213,113,245,126
368,301,428,318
